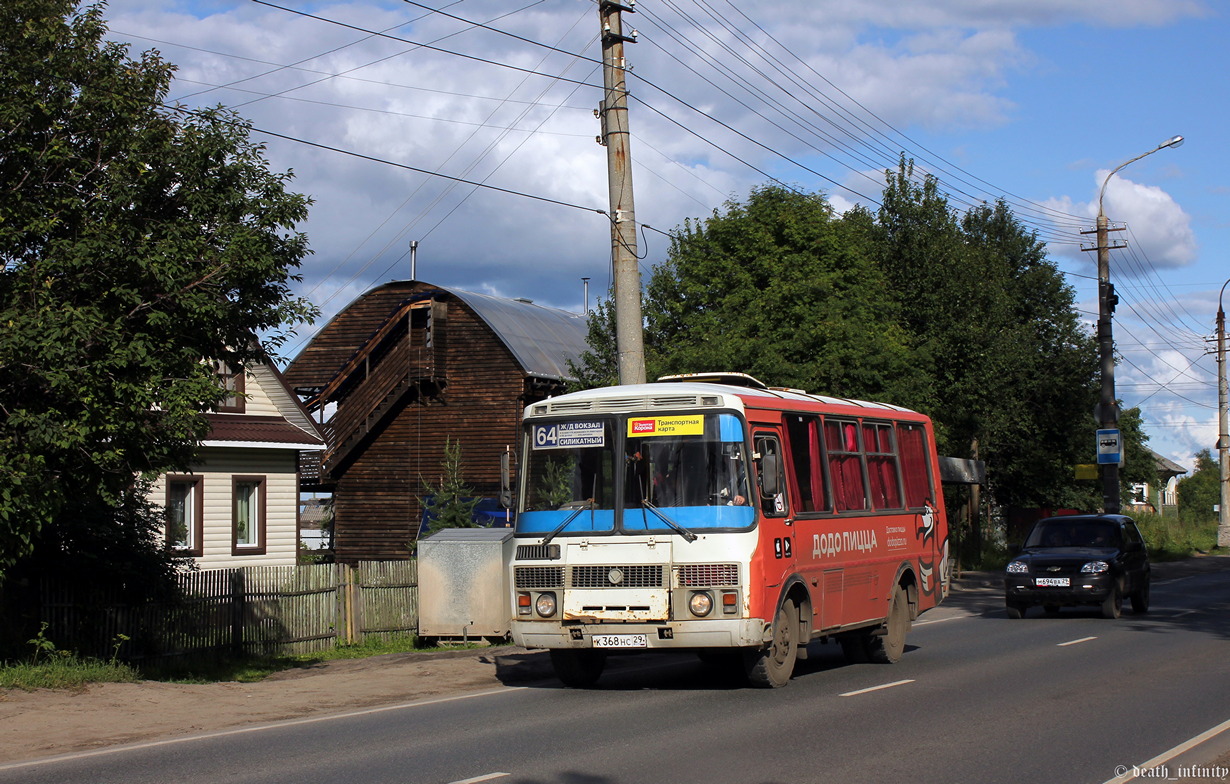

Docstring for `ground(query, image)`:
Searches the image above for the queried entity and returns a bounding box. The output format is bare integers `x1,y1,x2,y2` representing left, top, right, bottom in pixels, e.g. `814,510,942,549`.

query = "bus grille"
514,566,564,589
675,563,740,587
571,565,664,588
515,544,560,560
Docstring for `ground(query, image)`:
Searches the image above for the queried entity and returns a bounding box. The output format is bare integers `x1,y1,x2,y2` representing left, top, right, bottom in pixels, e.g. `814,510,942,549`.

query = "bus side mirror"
500,450,513,509
759,452,780,497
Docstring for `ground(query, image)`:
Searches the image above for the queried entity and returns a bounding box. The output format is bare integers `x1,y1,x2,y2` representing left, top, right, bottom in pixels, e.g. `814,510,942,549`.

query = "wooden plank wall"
333,299,527,561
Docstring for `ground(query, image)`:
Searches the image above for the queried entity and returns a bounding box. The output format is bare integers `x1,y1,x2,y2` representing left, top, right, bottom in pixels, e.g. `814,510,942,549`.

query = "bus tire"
744,600,798,688
550,649,606,688
866,584,910,664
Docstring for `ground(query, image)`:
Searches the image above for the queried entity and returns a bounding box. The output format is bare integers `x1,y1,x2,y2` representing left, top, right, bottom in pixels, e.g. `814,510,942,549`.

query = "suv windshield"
517,412,755,537
1025,520,1121,549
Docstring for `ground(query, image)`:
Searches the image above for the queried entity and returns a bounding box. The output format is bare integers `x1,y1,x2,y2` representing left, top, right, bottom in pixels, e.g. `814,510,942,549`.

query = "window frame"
215,361,246,414
165,475,204,557
231,475,267,555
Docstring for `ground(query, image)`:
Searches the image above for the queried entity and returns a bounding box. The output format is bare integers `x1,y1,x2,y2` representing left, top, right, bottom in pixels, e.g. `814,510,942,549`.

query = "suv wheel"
1130,578,1150,614
1100,586,1123,619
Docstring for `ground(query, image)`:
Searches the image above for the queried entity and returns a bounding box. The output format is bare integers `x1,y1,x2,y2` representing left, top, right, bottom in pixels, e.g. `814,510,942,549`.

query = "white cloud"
97,0,1215,359
1095,171,1198,270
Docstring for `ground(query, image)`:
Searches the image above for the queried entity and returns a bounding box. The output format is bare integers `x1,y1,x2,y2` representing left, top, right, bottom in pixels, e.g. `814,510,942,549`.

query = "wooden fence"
38,561,419,668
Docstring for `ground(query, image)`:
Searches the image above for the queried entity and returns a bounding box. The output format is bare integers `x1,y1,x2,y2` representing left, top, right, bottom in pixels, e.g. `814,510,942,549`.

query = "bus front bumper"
511,618,769,650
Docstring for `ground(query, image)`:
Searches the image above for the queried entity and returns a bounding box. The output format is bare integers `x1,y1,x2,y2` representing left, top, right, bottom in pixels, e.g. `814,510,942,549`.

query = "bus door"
752,430,793,601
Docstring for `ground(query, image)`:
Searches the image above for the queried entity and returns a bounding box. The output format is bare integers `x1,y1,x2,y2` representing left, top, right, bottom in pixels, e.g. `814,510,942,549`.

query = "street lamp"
1084,135,1184,514
1217,279,1229,547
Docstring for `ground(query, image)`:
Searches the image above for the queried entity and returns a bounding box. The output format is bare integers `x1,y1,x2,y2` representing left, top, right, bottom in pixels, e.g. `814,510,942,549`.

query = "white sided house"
152,359,326,569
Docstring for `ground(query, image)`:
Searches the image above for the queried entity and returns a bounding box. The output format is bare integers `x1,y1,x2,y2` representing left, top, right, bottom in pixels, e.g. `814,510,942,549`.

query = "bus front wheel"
550,649,606,688
744,600,798,688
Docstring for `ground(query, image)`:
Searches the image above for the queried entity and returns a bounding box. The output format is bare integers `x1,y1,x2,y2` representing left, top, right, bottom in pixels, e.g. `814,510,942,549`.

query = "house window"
232,476,266,555
1131,483,1148,506
166,476,203,557
215,361,246,413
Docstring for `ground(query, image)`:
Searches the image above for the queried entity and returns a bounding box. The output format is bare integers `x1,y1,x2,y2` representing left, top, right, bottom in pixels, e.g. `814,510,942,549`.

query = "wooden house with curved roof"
283,280,589,562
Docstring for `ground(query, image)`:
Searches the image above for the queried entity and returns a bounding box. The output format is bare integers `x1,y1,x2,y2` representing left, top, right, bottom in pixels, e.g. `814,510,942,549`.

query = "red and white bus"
509,373,949,688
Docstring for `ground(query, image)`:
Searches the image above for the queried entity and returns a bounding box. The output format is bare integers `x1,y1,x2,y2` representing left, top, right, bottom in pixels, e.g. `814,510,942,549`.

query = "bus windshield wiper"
641,500,698,543
541,499,593,546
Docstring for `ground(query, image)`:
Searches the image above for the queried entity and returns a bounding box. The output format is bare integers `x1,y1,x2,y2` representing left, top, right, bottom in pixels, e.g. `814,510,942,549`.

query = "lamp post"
1084,135,1184,514
1217,279,1229,547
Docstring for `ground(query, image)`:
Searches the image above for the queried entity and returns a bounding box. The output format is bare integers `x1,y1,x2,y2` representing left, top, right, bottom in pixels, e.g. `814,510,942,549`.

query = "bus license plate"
592,634,647,649
1035,577,1070,587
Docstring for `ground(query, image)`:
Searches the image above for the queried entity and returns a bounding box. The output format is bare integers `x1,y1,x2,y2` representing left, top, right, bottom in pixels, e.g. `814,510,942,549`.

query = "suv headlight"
1081,561,1109,574
1006,560,1029,574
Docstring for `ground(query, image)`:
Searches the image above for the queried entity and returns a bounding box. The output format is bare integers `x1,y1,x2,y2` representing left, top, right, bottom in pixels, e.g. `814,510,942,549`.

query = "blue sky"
101,0,1227,472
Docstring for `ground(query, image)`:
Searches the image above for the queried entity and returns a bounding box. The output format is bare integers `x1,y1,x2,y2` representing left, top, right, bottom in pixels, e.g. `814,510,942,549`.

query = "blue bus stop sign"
1096,429,1123,466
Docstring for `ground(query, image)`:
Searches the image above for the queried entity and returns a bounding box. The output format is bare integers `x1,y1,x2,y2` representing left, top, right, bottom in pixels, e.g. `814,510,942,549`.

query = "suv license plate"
1035,577,1070,587
592,634,647,649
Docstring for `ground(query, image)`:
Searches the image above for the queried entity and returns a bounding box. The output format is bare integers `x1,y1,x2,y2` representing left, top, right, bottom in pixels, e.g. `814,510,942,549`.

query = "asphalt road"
5,564,1230,784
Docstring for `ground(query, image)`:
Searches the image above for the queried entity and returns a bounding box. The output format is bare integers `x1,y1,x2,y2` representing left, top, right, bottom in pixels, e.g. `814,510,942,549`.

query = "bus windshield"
518,412,755,537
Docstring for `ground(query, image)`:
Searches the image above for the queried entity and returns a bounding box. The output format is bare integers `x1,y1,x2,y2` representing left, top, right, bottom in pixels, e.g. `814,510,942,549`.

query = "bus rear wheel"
865,584,910,664
550,649,606,688
744,600,798,688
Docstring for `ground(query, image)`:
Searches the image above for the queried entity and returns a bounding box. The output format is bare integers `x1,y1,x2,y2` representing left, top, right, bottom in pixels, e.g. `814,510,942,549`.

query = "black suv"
1004,514,1150,619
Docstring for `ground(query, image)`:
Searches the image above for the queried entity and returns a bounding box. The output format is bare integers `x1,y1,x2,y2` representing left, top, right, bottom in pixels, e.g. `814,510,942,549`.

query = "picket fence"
38,561,418,668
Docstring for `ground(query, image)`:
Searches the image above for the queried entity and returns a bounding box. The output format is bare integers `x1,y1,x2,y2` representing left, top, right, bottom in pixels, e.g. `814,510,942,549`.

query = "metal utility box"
417,528,515,642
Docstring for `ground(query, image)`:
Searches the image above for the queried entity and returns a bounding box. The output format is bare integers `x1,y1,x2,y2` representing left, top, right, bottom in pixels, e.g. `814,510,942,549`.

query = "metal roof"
442,286,589,381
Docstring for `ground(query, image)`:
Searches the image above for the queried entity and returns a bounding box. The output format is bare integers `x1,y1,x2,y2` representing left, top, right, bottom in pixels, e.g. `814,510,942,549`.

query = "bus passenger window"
864,422,903,510
785,415,827,513
824,420,867,512
897,424,932,508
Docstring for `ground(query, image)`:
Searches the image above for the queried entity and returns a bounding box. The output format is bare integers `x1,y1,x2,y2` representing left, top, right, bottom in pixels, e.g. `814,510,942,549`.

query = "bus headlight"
689,591,713,617
535,592,557,618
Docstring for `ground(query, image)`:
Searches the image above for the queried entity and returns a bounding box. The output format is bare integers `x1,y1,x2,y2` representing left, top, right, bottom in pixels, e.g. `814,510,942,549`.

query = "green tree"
0,0,317,580
420,438,481,537
1177,449,1220,524
642,185,931,405
872,160,1102,510
569,294,619,390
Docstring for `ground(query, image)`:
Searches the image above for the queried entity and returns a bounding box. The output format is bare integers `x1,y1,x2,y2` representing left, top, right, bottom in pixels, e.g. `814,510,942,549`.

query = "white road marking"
839,679,915,697
915,614,963,626
1057,636,1097,647
0,686,527,771
1101,716,1230,784
449,773,510,784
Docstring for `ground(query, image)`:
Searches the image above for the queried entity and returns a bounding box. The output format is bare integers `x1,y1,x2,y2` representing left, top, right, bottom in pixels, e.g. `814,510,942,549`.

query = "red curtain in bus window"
808,419,827,511
825,420,866,512
785,416,819,513
864,423,902,509
898,424,930,508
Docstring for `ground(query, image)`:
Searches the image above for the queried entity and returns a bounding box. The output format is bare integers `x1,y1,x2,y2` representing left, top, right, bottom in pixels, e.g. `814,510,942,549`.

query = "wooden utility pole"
1217,282,1229,547
598,0,646,385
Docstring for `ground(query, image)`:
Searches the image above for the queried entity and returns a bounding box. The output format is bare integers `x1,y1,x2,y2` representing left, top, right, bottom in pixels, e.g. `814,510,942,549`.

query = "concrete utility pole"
598,0,646,385
1081,135,1183,514
1085,209,1126,513
1217,280,1229,547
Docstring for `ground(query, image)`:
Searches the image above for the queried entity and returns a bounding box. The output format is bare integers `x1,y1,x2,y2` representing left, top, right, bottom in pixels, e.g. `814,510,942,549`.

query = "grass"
1133,512,1221,561
0,624,140,691
0,656,140,691
0,631,474,688
0,628,494,690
